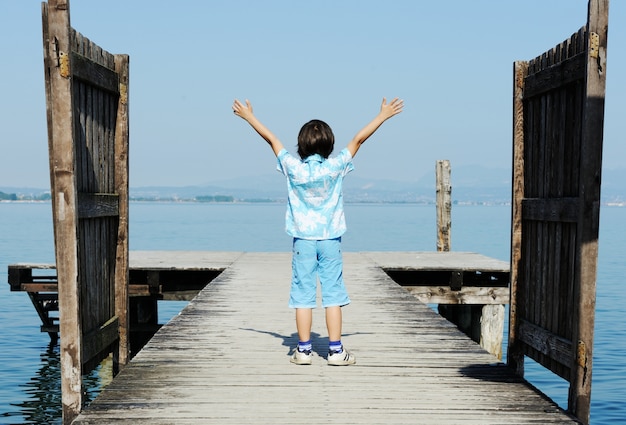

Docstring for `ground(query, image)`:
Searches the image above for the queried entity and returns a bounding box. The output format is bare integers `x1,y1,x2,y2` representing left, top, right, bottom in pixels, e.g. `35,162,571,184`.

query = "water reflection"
7,342,106,425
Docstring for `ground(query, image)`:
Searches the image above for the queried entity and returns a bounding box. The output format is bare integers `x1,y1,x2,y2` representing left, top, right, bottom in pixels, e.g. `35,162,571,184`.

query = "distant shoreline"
0,196,504,206
4,198,626,207
3,188,625,207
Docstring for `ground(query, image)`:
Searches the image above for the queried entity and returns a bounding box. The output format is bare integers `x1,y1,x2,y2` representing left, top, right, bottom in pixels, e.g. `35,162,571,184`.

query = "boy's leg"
289,238,317,364
318,238,350,311
325,305,342,342
295,308,313,342
318,238,349,343
291,307,314,365
326,305,356,365
318,238,355,365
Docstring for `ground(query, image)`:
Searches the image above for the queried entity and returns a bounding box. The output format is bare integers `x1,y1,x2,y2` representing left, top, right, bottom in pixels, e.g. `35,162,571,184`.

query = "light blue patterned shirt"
276,148,354,240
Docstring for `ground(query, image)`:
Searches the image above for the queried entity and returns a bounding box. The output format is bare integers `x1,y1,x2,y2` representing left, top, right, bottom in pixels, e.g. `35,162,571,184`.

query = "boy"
232,97,403,365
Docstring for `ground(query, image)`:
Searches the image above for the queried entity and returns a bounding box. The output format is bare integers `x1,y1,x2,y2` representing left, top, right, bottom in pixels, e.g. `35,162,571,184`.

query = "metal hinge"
589,32,600,59
577,340,586,367
119,83,128,105
59,52,70,78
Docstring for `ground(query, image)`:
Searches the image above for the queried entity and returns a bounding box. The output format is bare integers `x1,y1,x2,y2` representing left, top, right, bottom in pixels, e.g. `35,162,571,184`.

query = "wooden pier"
65,251,577,424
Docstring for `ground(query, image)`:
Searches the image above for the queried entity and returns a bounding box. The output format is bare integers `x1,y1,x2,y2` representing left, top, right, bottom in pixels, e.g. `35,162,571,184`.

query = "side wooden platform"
367,251,510,304
7,251,241,338
8,250,242,296
73,252,577,424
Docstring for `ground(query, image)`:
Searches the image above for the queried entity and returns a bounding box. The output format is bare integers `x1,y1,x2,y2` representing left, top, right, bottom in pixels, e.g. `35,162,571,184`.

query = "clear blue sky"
1,1,624,188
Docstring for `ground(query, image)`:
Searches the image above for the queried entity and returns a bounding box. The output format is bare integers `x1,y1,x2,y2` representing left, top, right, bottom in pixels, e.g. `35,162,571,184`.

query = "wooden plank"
77,193,119,218
71,51,119,93
518,319,573,370
21,283,59,292
523,49,586,98
522,197,579,222
8,252,242,295
128,285,151,297
82,316,119,368
72,252,577,424
8,252,243,273
405,286,509,305
364,251,509,272
129,250,243,270
160,291,201,301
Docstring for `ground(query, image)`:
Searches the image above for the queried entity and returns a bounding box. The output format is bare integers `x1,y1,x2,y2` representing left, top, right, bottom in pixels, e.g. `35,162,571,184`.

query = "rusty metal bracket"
119,83,128,105
589,32,600,59
59,52,70,78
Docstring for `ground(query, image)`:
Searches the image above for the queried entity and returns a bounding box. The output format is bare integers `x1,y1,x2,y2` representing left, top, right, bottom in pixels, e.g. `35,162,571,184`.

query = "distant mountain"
131,166,515,204
131,174,286,201
3,166,625,204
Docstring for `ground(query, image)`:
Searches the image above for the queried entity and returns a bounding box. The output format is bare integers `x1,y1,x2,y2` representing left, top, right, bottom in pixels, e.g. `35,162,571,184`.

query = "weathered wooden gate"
509,1,608,423
42,0,130,423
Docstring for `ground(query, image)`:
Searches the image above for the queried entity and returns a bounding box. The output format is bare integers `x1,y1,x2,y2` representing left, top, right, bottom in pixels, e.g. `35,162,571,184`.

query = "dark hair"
297,119,334,159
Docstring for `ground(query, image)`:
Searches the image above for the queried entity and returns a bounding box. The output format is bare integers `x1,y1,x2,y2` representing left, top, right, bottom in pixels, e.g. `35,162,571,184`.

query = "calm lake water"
0,202,624,424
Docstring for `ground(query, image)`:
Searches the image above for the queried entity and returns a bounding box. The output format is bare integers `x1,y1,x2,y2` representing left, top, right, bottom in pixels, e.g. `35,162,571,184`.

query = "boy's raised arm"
232,99,284,156
347,97,403,158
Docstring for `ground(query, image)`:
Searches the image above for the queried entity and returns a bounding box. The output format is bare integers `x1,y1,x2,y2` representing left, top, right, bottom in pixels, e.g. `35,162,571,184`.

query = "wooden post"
480,305,505,360
569,1,609,421
114,53,130,370
436,160,451,252
508,60,528,375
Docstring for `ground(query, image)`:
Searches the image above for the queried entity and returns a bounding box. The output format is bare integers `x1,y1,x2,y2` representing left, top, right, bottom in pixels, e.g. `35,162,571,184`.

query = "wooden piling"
436,160,451,252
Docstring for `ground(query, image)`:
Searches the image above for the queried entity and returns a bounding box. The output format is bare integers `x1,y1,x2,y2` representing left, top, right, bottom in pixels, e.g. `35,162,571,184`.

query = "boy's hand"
231,98,285,156
346,96,404,158
380,97,404,120
232,99,254,121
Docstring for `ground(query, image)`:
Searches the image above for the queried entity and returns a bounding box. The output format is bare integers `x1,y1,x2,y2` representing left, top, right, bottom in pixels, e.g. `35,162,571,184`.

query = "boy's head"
297,119,334,159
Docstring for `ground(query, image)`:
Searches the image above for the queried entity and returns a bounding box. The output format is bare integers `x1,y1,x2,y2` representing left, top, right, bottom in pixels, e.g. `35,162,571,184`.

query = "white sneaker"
290,349,312,365
327,349,356,366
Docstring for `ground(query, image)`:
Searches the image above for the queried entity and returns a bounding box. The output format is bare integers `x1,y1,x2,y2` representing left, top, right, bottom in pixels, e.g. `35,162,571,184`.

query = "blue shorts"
289,237,351,309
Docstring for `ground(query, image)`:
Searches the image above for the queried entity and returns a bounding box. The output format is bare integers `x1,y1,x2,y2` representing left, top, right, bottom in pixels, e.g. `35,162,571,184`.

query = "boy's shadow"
240,328,329,359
